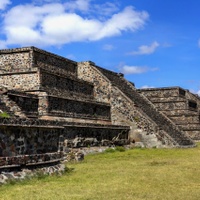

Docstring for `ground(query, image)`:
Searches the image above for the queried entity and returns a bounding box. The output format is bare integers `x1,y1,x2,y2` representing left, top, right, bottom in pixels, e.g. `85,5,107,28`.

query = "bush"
115,146,126,152
0,112,10,118
104,148,115,153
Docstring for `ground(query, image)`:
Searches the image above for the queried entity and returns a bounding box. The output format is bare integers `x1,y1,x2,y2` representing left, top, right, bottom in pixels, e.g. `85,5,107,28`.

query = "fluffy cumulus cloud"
129,41,160,55
120,65,158,75
0,1,149,47
0,0,11,10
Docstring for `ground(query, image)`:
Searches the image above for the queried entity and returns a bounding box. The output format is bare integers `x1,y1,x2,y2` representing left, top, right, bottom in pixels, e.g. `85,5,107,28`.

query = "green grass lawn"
1,145,200,200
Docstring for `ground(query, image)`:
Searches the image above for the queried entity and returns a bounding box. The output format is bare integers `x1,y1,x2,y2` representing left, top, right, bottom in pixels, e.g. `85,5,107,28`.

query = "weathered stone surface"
0,163,66,185
139,87,200,140
0,46,196,175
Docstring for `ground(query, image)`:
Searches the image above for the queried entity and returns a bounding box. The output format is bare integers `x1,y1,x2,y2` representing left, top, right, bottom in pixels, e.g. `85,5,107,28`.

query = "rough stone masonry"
0,46,197,180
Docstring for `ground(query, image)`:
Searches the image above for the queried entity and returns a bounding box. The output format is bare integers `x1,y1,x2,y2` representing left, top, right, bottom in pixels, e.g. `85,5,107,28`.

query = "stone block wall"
48,96,111,120
81,62,195,146
0,47,79,91
8,92,38,115
78,62,111,104
63,126,129,147
139,87,200,140
64,126,129,141
34,49,77,77
40,70,94,97
77,61,179,147
138,87,181,98
0,50,33,73
0,126,61,157
153,101,187,110
0,72,40,91
110,86,176,147
0,46,195,159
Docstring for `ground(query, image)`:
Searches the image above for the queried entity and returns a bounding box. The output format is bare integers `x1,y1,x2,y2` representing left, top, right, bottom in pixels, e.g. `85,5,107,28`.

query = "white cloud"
64,0,91,12
103,44,114,51
0,2,149,47
140,85,155,89
65,1,119,16
129,41,160,55
0,0,11,10
93,2,119,16
120,65,158,75
93,6,148,40
121,66,148,74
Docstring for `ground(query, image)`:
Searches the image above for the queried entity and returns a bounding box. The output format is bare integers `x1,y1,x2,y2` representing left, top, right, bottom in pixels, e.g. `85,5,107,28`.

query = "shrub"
104,148,115,153
115,146,126,152
0,112,10,118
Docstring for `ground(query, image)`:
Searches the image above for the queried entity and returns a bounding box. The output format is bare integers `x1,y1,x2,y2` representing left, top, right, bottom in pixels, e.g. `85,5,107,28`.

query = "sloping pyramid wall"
78,61,195,148
0,46,196,154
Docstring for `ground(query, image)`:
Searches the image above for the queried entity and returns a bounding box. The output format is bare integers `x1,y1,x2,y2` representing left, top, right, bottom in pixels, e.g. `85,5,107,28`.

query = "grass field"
0,145,200,200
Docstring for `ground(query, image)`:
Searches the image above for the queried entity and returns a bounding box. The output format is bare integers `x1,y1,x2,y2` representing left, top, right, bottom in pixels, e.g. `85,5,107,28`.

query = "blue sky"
1,0,200,94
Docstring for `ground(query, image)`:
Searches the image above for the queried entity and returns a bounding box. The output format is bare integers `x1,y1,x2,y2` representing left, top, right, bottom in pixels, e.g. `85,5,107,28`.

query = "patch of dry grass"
1,145,200,200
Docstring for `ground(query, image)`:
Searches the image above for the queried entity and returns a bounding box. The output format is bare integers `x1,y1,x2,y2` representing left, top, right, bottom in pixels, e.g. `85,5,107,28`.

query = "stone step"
179,124,200,131
162,110,199,116
169,115,200,124
96,66,195,147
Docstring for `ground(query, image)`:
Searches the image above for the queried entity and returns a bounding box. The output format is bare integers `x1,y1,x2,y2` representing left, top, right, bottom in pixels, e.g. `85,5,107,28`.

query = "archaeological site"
0,46,198,181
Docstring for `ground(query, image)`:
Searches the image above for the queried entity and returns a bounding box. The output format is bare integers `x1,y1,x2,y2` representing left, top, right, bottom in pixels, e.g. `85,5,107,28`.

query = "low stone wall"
153,101,187,110
0,72,40,91
0,50,32,73
63,126,129,148
138,88,181,98
34,49,77,77
0,126,62,156
48,96,111,120
40,70,94,97
0,162,65,185
0,152,63,167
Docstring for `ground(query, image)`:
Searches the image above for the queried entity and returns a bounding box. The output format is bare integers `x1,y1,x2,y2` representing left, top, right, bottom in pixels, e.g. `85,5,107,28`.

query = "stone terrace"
0,46,196,167
0,46,132,169
138,87,200,141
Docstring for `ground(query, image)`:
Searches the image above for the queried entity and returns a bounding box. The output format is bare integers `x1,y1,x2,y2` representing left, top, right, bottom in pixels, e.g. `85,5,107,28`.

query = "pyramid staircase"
95,66,195,147
138,87,200,141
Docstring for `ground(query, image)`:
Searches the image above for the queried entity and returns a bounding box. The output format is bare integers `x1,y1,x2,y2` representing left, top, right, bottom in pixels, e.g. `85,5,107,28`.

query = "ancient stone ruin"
138,87,200,140
0,46,196,178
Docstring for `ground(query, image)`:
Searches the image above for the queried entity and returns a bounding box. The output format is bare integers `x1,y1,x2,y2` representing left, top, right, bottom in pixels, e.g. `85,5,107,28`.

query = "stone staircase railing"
95,66,195,147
